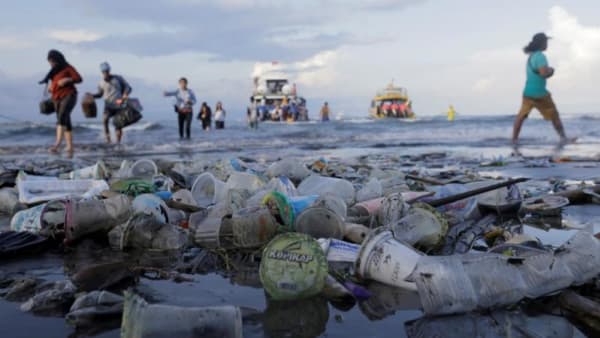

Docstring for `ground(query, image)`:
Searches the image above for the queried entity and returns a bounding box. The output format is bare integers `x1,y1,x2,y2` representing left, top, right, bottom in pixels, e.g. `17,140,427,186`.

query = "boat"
250,77,309,122
369,82,415,119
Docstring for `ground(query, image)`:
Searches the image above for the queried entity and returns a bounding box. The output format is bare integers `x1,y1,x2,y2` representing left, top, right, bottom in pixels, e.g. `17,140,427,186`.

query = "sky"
1,0,599,121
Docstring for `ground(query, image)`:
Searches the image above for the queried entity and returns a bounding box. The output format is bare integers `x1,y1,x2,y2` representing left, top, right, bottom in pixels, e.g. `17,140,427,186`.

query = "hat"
532,32,551,43
100,62,111,72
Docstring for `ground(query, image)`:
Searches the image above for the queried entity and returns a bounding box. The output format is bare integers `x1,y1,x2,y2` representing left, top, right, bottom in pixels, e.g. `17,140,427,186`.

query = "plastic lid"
259,233,328,300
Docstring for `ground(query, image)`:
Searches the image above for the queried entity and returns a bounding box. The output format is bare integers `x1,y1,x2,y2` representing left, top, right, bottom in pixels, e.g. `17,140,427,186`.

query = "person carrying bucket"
88,62,132,144
39,50,83,156
163,77,197,139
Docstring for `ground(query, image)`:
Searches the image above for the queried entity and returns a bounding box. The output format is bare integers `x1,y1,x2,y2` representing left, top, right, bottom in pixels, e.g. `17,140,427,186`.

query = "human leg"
512,97,533,144
184,113,192,138
177,113,185,139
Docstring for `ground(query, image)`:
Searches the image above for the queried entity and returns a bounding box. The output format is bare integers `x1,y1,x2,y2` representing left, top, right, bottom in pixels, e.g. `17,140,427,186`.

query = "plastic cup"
390,203,448,249
355,228,421,290
294,207,345,239
191,173,226,207
128,159,158,179
121,291,242,338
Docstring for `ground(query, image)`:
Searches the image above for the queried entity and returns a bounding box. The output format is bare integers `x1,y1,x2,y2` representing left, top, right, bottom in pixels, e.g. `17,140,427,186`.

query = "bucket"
67,161,107,180
128,159,158,179
191,173,226,207
378,193,409,226
390,203,448,249
10,204,45,233
262,191,294,230
222,206,278,249
297,175,356,205
121,291,242,338
260,233,329,300
191,211,222,248
132,194,169,223
294,207,345,239
314,194,347,220
355,228,421,290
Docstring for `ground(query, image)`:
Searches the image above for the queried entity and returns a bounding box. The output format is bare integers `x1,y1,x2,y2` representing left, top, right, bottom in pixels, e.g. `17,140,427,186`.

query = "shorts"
54,93,77,131
215,121,225,129
517,94,559,121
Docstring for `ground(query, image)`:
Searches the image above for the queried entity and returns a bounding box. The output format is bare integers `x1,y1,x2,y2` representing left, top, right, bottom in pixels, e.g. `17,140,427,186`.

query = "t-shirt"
97,75,132,109
165,88,196,109
214,109,226,122
524,51,549,98
49,65,82,101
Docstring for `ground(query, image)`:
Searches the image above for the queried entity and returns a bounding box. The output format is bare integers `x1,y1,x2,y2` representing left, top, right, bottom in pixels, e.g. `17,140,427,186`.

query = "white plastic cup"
355,228,421,290
68,161,107,180
191,173,226,207
294,207,345,239
318,238,360,263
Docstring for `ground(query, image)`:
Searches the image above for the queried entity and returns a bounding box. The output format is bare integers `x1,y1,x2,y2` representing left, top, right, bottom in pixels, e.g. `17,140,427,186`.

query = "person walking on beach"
198,102,212,131
88,62,132,144
164,77,196,139
248,102,259,129
40,50,82,156
214,101,226,129
512,33,571,146
320,102,330,122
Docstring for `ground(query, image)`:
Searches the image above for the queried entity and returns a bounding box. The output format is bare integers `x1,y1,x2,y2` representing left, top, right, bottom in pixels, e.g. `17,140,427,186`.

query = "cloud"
251,50,338,87
63,0,424,62
0,35,33,50
48,29,104,44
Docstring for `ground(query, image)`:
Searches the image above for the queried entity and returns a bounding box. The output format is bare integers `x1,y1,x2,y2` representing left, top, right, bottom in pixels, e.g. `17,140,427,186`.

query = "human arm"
533,53,554,78
57,66,83,87
163,90,178,97
89,85,104,99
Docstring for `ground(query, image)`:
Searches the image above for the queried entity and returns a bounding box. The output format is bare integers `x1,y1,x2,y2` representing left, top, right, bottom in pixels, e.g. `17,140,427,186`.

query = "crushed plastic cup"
10,204,45,233
522,195,570,216
297,175,356,206
260,233,329,300
17,179,109,204
111,214,188,251
356,178,383,203
121,291,242,338
266,158,311,182
65,195,132,244
294,206,345,239
191,172,226,207
355,228,421,291
66,290,124,328
66,161,108,180
170,189,197,207
389,203,448,249
132,194,169,223
128,159,158,179
378,193,409,227
318,238,360,263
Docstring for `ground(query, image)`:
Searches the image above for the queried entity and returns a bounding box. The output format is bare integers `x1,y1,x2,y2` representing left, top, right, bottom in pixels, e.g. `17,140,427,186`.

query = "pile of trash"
1,155,600,337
